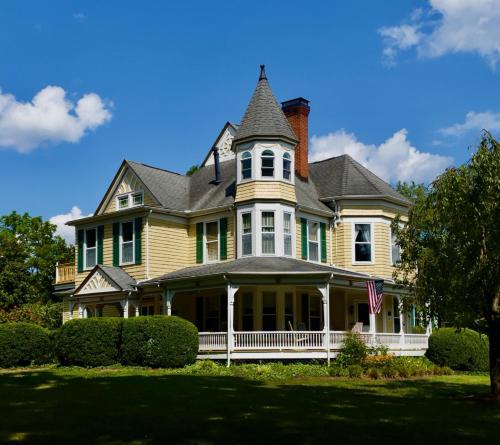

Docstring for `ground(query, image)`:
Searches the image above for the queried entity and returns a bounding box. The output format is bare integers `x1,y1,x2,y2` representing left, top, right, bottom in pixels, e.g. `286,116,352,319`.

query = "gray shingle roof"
99,265,137,291
234,70,298,144
309,155,410,204
139,257,371,284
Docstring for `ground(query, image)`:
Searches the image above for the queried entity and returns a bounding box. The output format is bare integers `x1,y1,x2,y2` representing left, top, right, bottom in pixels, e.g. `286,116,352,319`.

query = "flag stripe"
367,279,384,314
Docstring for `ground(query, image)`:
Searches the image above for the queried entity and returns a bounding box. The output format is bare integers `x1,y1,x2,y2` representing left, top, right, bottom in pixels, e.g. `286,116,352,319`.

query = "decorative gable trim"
75,268,120,295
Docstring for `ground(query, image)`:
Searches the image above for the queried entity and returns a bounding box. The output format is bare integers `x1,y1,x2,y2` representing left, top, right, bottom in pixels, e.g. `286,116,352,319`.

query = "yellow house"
54,66,429,361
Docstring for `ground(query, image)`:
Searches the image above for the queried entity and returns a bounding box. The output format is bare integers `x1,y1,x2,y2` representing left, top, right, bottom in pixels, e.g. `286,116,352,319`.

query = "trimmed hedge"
55,318,122,367
0,322,52,367
121,316,198,368
426,328,489,372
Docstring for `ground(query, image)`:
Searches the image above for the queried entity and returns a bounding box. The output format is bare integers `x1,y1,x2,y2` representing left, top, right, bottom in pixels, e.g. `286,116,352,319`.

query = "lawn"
0,367,498,445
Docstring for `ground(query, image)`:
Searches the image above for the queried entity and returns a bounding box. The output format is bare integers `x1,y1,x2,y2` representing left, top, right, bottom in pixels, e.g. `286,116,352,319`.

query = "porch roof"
138,257,373,286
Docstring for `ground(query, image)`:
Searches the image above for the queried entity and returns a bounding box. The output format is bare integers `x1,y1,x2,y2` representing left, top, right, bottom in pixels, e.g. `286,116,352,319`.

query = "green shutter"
301,218,308,260
320,222,327,263
77,229,84,273
134,217,142,265
196,222,203,264
97,225,104,265
220,217,228,260
112,222,120,267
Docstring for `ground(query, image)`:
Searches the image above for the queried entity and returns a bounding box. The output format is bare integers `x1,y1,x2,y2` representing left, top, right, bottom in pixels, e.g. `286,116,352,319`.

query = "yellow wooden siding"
148,218,189,278
332,221,394,279
235,181,296,203
339,205,408,221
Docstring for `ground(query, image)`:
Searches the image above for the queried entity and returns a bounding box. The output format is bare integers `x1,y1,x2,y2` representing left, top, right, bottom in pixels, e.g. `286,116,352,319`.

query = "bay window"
391,229,401,265
308,221,319,262
283,213,292,256
261,212,275,254
241,151,252,179
241,213,252,256
205,221,219,263
283,152,291,180
261,150,274,177
120,221,135,264
354,223,372,262
84,228,97,269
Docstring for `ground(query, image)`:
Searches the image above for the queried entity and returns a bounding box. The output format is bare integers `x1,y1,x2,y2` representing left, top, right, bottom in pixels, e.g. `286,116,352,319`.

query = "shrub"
55,318,122,367
347,364,364,378
336,333,369,366
367,367,381,379
329,363,349,377
121,316,198,368
0,322,52,367
0,302,62,329
426,328,489,372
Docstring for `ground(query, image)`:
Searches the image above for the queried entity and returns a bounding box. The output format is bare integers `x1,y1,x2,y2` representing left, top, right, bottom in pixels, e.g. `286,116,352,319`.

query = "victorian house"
54,66,429,361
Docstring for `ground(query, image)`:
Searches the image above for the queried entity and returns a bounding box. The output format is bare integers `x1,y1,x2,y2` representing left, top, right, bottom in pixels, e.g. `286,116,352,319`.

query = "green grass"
0,366,498,444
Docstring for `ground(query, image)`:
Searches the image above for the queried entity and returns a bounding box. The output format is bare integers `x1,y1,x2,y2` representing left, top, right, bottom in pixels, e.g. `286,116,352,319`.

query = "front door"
357,302,369,331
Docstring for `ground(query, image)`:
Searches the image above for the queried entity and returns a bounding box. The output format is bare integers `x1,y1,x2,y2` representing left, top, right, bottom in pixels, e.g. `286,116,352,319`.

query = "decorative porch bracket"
162,290,175,316
120,298,129,319
226,282,239,367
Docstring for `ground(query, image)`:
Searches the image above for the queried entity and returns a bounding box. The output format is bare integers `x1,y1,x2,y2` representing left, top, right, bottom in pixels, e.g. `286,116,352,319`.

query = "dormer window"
116,191,144,210
118,196,129,209
261,150,274,177
283,152,291,180
132,192,143,206
241,152,252,180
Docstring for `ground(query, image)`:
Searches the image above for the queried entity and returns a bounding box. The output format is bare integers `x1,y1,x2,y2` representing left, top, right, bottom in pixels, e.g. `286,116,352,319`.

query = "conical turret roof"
234,65,298,144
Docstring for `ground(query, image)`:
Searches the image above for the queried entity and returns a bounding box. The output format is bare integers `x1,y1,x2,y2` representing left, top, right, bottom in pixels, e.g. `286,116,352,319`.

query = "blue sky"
1,0,499,241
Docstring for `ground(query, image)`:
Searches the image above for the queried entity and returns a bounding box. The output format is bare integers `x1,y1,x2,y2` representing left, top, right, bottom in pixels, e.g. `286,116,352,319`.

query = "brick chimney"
281,98,310,181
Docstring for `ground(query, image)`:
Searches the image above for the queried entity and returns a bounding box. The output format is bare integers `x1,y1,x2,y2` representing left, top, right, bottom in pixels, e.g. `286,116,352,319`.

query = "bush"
121,316,198,368
336,333,369,366
347,364,364,378
0,322,52,367
426,328,489,372
55,318,122,367
0,302,62,329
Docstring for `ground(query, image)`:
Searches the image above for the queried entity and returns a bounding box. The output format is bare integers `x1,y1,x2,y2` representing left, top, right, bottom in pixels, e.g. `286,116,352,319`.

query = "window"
262,292,277,331
285,292,294,330
118,195,129,209
205,221,219,262
308,221,319,262
354,223,372,262
241,151,252,180
132,192,143,206
308,295,322,331
283,213,292,256
120,221,134,264
391,229,401,265
84,228,97,269
242,292,253,331
261,212,275,254
261,150,274,177
241,213,252,256
141,305,155,316
283,152,291,180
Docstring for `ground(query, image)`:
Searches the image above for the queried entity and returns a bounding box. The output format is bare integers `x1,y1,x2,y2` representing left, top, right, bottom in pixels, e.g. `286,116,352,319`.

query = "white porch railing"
198,331,429,352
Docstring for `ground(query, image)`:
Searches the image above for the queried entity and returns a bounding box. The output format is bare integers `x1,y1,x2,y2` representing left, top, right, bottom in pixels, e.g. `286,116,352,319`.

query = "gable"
96,165,159,215
202,123,237,167
76,269,120,295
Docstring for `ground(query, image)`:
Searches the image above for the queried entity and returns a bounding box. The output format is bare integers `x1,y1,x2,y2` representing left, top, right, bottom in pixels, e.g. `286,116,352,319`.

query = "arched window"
241,151,252,179
261,150,274,177
283,152,291,180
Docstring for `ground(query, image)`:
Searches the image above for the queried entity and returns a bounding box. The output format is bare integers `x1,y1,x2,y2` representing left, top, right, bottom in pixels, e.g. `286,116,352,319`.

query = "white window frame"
283,152,292,181
261,211,276,255
352,222,374,264
261,150,275,178
83,227,97,270
120,220,135,266
241,212,253,257
307,220,321,263
390,226,402,266
132,192,144,206
116,191,144,210
283,212,293,257
240,151,252,181
204,220,220,264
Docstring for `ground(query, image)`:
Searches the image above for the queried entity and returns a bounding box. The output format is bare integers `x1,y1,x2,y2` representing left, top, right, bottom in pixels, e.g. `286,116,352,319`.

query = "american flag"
367,279,384,314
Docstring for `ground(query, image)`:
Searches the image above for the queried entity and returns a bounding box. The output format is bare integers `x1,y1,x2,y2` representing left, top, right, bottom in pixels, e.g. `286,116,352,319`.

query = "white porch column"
318,281,331,365
398,297,405,346
425,302,433,335
68,301,75,320
163,290,175,316
226,282,239,367
121,298,129,319
78,303,84,319
135,305,140,317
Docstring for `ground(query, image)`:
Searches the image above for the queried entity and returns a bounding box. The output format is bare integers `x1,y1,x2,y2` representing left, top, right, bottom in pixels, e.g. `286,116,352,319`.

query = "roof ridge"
126,160,186,177
308,154,346,165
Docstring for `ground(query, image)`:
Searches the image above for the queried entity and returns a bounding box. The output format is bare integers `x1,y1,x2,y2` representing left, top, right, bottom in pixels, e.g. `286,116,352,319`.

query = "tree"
0,212,73,310
395,181,428,203
393,133,500,396
186,165,199,176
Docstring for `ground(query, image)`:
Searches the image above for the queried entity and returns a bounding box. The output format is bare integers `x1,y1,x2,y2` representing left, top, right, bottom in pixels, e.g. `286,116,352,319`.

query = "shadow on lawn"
0,370,498,445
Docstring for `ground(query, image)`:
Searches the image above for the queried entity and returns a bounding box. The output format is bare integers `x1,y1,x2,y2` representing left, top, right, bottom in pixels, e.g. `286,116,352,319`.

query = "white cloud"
50,206,92,244
73,12,86,22
439,111,500,136
378,0,500,68
0,86,112,153
310,128,453,184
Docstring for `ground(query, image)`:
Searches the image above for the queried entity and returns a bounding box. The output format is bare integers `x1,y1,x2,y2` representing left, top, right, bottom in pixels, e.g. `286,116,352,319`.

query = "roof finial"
259,64,267,81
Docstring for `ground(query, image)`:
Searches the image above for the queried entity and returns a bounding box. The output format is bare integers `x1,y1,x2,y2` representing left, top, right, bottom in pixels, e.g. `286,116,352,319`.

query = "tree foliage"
0,212,73,310
395,181,428,203
185,165,199,176
393,133,500,395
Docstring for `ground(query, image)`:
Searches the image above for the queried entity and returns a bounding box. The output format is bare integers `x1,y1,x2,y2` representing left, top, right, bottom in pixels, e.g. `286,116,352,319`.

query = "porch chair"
288,321,309,347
